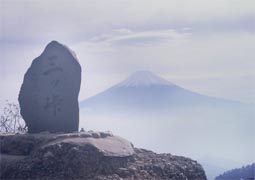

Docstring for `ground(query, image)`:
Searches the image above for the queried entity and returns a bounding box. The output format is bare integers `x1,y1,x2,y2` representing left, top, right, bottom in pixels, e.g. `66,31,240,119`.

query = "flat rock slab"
0,132,135,179
0,131,134,157
45,136,135,157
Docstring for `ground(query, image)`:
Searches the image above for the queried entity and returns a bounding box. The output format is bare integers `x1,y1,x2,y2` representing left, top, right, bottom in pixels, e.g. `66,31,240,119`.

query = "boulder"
18,41,81,133
0,132,207,180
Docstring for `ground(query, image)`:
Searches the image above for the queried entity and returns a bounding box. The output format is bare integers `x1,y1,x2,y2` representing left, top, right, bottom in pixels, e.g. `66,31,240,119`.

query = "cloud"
88,28,191,46
0,0,254,44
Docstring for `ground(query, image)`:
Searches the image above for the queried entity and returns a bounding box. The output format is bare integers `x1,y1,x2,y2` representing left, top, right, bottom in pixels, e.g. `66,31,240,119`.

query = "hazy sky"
1,0,255,107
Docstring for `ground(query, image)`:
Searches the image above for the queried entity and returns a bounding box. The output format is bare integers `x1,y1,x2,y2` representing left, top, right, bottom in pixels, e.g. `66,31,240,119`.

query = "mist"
80,104,254,180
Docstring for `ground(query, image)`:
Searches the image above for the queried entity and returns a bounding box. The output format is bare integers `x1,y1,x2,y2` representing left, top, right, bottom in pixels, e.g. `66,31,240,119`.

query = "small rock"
91,132,101,138
80,132,92,138
100,132,111,138
106,131,114,136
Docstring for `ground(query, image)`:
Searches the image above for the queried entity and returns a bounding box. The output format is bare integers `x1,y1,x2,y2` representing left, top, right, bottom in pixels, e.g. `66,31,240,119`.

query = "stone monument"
18,41,81,133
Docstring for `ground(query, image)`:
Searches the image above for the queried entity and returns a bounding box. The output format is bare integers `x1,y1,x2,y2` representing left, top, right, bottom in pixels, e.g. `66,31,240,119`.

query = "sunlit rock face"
18,41,81,133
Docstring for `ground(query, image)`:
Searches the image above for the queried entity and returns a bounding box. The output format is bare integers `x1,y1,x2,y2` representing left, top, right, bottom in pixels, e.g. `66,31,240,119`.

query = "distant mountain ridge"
215,163,255,180
80,71,245,112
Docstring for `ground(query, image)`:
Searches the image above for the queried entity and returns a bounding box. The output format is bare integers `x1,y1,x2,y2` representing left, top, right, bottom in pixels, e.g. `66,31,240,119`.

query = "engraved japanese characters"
19,41,81,133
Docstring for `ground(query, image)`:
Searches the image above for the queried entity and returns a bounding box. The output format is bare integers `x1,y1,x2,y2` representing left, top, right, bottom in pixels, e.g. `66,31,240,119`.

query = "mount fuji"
80,71,244,113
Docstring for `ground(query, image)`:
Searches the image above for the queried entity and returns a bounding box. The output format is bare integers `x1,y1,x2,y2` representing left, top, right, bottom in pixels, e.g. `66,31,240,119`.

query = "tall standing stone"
18,41,81,133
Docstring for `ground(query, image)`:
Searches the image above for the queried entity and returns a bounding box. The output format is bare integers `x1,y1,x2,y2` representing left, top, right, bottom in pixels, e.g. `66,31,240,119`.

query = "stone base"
0,131,207,180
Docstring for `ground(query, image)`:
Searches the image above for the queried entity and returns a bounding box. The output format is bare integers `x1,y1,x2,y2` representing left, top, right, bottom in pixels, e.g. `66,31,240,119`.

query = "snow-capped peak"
116,71,175,87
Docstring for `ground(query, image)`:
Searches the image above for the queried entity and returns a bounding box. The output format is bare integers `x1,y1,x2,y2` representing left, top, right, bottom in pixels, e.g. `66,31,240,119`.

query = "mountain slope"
80,71,245,113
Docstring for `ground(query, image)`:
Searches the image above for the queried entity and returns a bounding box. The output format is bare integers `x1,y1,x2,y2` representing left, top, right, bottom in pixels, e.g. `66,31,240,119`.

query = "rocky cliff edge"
0,131,207,180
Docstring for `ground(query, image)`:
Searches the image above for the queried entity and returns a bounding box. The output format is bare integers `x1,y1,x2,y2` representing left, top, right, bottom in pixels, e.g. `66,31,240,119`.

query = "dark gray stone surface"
0,133,207,180
18,41,81,133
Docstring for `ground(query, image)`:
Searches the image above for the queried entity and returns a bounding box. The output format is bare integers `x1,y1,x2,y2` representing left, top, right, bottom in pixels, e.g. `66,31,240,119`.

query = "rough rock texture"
18,41,81,133
0,132,207,180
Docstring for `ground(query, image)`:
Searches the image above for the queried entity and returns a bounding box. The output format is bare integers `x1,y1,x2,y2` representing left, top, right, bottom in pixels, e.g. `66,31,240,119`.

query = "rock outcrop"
18,41,81,133
0,132,207,180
